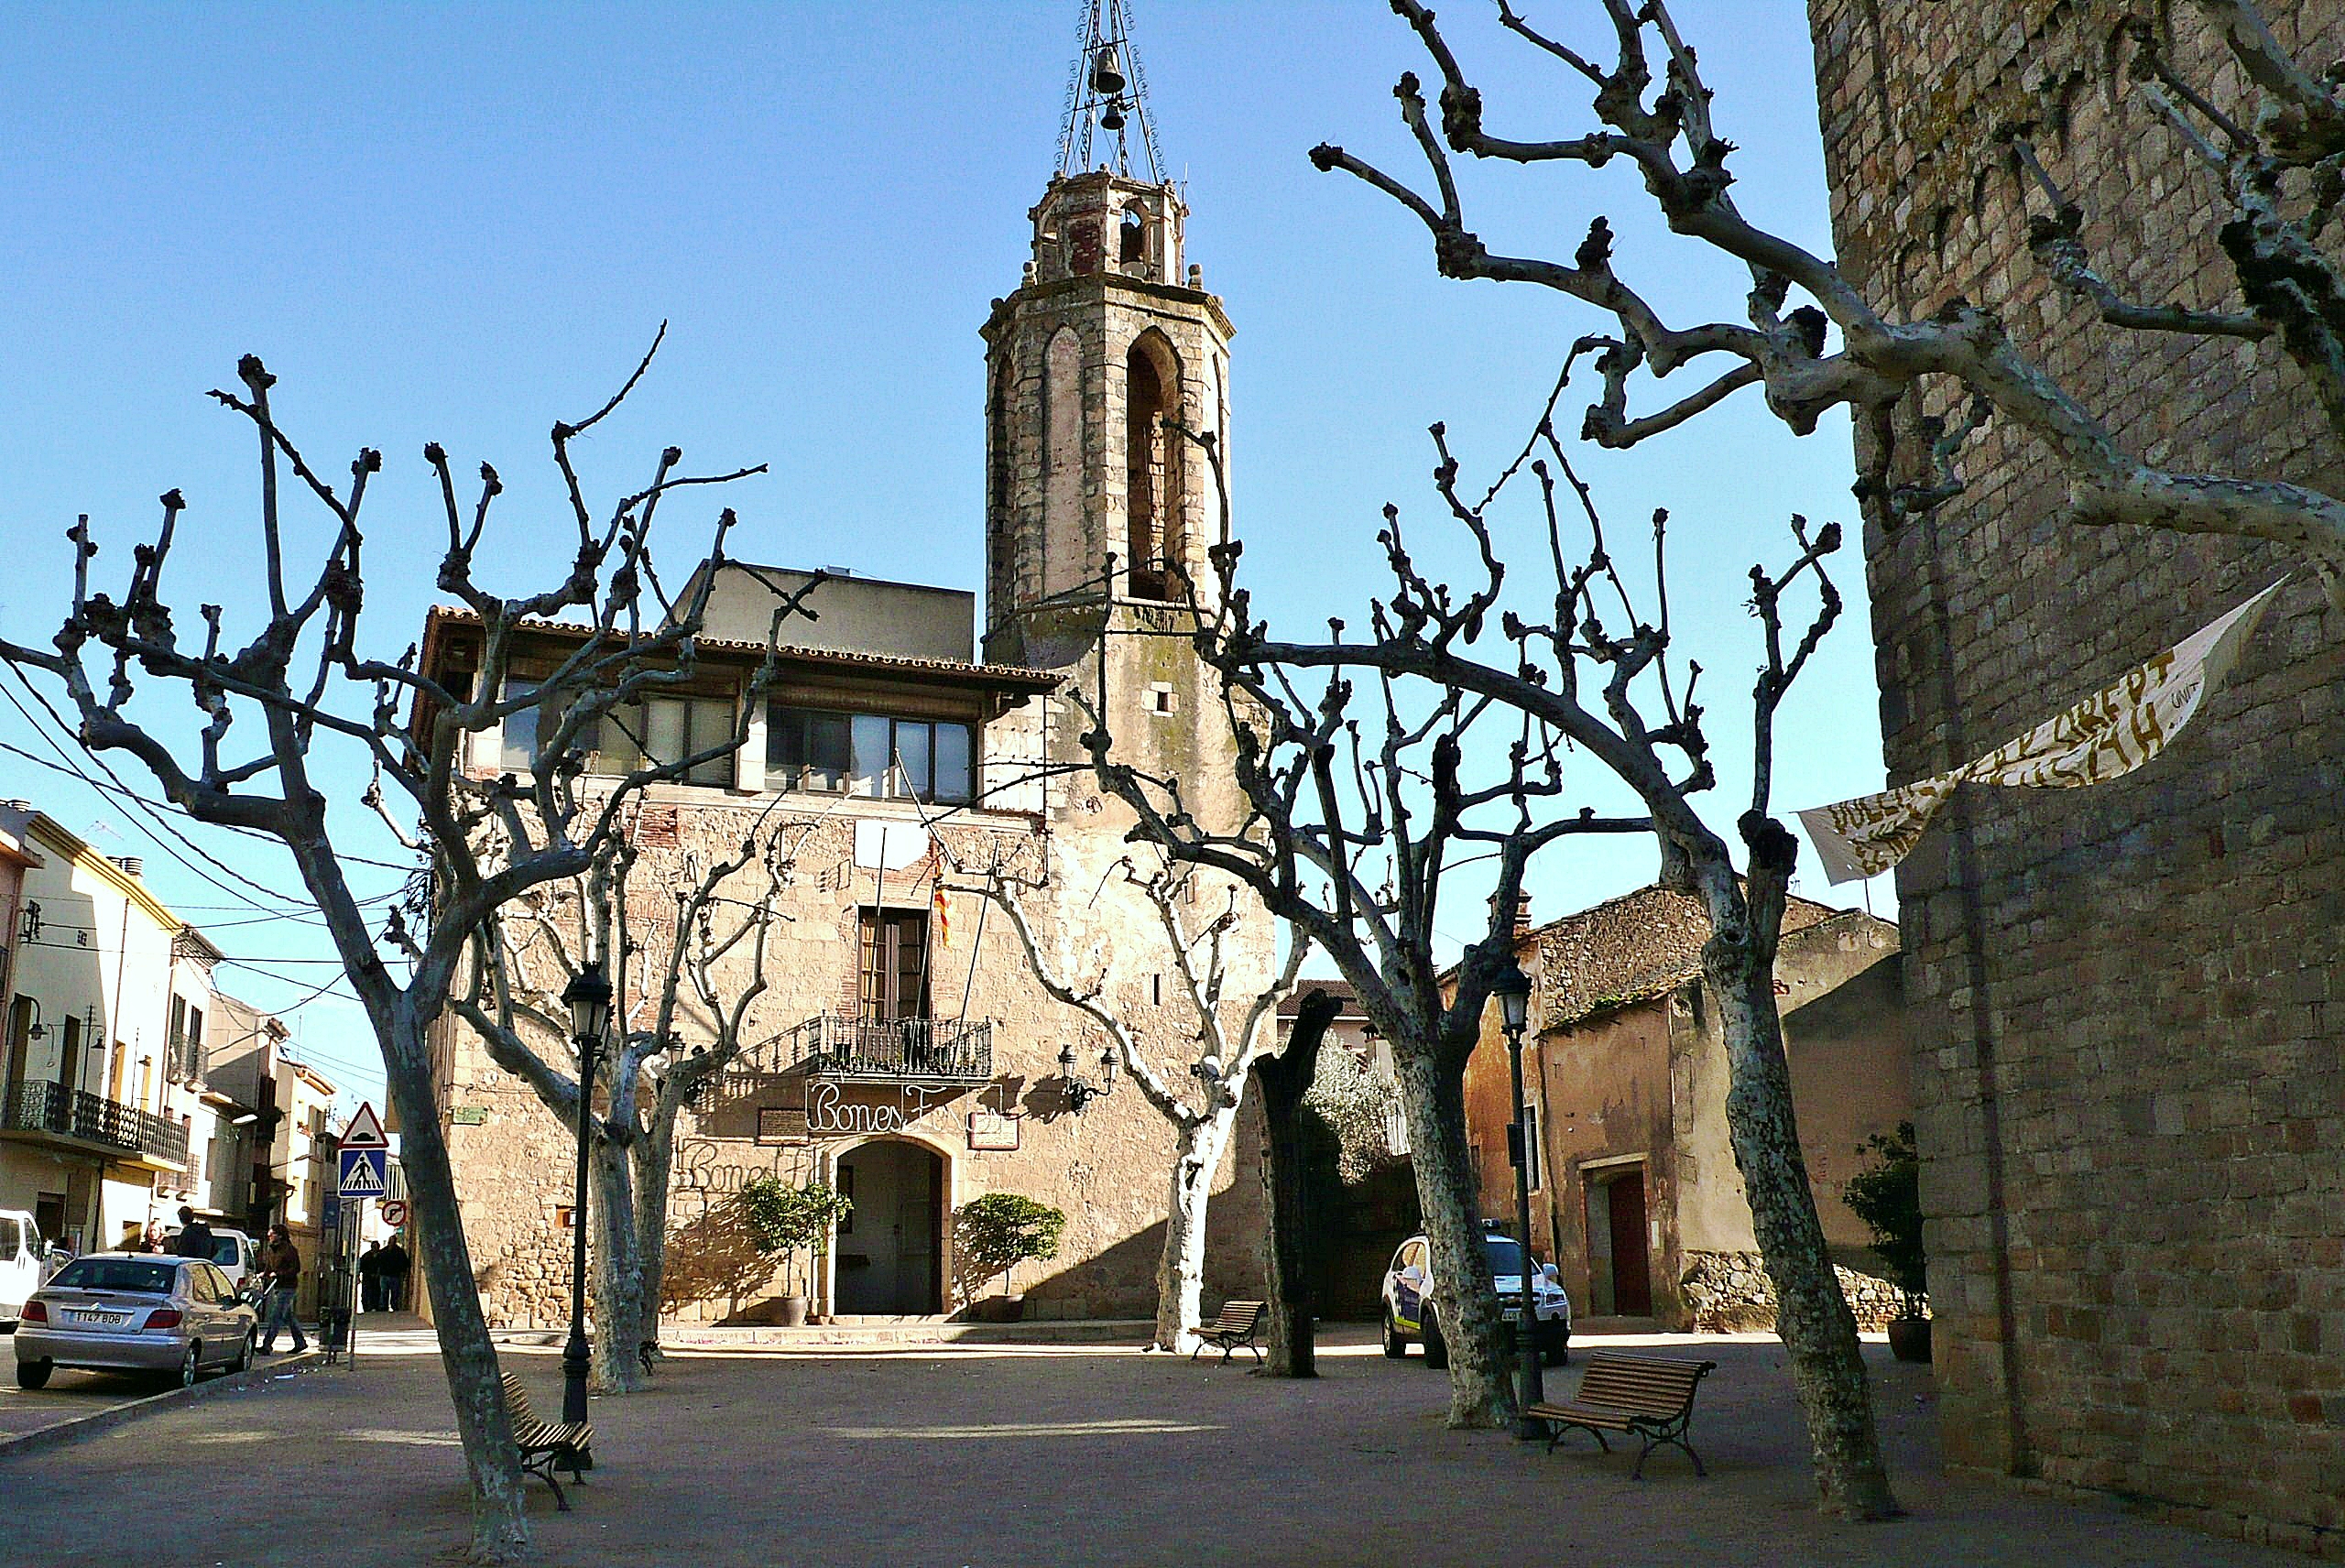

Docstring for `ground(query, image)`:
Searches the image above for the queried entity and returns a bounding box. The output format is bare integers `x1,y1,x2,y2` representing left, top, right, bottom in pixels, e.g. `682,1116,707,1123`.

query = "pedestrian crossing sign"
338,1147,388,1199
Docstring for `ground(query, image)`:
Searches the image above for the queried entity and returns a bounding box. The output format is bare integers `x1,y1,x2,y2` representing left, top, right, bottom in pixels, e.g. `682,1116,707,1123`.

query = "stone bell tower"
980,4,1235,716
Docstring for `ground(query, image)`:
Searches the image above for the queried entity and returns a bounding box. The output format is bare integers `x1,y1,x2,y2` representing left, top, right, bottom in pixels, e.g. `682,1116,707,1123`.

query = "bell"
1090,44,1127,96
1098,99,1126,132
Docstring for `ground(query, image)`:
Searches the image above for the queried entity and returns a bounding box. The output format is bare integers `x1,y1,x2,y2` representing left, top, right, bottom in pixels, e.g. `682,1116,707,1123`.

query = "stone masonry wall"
437,765,1274,1331
1679,1250,1903,1335
1807,2,2345,1552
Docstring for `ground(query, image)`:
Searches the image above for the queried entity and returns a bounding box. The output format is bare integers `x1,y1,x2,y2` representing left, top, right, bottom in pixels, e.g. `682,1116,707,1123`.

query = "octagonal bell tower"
981,5,1234,687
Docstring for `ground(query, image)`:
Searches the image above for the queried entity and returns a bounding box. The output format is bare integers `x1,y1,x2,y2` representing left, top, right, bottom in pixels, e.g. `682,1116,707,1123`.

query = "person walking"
357,1241,384,1312
170,1206,215,1261
380,1236,411,1313
256,1225,308,1355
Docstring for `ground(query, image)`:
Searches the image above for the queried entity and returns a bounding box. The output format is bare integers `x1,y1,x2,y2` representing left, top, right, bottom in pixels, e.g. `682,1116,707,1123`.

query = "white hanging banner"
1797,577,2288,885
854,821,930,871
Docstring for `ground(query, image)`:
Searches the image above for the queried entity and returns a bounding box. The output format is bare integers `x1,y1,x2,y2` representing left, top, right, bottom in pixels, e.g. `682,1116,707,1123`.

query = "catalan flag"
933,883,954,948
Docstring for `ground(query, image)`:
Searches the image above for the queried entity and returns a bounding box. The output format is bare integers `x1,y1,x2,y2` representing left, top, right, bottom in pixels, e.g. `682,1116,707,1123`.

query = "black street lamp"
1058,1039,1118,1116
560,960,612,1426
1491,955,1544,1438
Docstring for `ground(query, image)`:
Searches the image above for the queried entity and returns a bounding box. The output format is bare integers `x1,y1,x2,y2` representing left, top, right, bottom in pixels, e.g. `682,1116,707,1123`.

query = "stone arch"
1124,328,1183,599
821,1130,956,1317
1118,201,1149,267
1042,326,1085,601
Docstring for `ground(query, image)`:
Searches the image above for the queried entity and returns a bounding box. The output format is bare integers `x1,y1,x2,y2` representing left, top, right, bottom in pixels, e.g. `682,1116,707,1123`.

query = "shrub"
953,1192,1066,1298
1841,1121,1925,1317
737,1177,852,1295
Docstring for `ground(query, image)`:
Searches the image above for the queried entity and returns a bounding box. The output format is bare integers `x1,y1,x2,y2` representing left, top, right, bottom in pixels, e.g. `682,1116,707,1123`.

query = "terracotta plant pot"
775,1293,809,1328
976,1292,1026,1323
1887,1316,1931,1363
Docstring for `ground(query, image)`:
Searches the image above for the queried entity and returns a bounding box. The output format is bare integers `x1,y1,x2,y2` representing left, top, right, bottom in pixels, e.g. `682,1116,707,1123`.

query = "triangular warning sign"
341,1101,388,1149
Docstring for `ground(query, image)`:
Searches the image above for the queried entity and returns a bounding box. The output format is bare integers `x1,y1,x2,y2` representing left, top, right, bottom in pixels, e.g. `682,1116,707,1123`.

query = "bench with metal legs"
1190,1300,1266,1365
1524,1353,1718,1479
500,1371,594,1510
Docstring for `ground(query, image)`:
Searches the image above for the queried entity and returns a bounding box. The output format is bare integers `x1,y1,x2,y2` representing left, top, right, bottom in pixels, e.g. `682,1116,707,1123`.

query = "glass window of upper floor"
499,680,736,788
488,668,976,803
766,703,971,804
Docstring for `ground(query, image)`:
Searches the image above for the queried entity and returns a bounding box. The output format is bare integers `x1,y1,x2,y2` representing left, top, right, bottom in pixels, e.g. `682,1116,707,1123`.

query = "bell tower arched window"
1125,333,1181,600
1118,205,1147,267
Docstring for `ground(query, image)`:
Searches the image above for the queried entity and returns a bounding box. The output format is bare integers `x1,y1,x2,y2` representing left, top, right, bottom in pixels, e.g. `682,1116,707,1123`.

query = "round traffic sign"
380,1200,410,1228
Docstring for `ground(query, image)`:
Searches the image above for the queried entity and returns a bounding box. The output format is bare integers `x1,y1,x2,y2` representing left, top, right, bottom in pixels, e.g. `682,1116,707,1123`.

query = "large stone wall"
1806,2,2345,1552
436,780,1275,1329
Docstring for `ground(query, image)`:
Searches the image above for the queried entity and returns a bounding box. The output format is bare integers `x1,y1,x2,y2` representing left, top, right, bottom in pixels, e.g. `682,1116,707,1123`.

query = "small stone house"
1461,887,1908,1330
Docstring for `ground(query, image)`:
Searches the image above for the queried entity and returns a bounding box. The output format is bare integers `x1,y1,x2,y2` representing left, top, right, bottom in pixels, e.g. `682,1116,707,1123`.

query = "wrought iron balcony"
787,1014,992,1082
0,1079,190,1167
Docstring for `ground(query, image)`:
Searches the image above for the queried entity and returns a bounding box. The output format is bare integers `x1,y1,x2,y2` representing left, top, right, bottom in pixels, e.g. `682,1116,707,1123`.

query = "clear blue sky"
0,3,1891,1104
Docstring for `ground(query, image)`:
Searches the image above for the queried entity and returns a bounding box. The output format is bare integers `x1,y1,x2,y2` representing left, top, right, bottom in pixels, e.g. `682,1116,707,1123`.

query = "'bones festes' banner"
1797,578,2288,885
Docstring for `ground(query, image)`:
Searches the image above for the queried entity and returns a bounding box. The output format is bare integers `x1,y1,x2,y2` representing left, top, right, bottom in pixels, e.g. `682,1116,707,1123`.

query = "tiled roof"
420,604,1061,690
1279,977,1363,1017
1532,885,1845,1029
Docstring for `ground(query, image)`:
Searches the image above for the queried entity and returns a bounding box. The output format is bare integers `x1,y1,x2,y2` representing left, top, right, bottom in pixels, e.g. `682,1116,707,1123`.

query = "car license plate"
71,1309,130,1325
1501,1308,1522,1324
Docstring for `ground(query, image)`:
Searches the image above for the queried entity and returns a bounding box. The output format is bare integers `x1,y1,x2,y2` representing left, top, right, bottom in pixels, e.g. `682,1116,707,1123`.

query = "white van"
0,1210,45,1327
192,1227,262,1299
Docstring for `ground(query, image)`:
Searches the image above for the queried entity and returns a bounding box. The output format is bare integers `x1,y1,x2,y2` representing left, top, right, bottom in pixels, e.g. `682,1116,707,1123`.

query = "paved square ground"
0,1327,2296,1567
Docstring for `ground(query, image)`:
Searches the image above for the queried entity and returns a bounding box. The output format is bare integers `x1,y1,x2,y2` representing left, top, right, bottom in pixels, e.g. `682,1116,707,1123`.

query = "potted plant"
739,1176,853,1327
1843,1120,1930,1361
952,1192,1066,1322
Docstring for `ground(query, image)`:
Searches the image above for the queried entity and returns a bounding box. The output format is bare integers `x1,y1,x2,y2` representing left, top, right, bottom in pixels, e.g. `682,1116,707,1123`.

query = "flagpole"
956,887,990,1028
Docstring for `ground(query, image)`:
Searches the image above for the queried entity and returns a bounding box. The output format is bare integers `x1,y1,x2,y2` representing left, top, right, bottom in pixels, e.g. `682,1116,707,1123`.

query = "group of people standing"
357,1237,412,1312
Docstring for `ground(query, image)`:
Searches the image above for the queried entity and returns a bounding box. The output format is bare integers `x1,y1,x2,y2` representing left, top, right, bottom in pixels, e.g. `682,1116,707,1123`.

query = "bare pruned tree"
953,844,1306,1352
450,803,805,1394
1058,430,1614,1429
1074,378,1889,1509
0,340,813,1561
1310,0,2345,612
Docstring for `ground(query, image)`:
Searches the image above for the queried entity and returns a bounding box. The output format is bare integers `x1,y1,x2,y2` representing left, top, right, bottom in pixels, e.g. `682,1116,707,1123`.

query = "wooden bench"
500,1371,594,1510
1190,1300,1266,1365
1524,1352,1718,1478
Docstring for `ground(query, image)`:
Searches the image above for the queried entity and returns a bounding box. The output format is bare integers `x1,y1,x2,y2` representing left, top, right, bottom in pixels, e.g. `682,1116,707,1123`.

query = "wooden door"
1608,1171,1652,1316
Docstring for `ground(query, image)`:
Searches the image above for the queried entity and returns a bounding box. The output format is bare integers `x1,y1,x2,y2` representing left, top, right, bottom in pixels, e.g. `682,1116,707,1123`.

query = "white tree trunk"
588,1138,646,1394
632,1112,681,1368
381,1001,530,1562
1153,1114,1233,1352
1394,1047,1512,1427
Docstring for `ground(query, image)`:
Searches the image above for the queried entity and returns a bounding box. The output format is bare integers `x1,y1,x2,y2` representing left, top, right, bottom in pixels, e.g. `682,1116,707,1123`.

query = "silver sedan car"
14,1252,257,1388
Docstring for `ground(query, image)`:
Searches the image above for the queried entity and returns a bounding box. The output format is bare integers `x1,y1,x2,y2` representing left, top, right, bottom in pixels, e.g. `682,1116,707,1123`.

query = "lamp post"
1491,955,1544,1438
560,960,612,1426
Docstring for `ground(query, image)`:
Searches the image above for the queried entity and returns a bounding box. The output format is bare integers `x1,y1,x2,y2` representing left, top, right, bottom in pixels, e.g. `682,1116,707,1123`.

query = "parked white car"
1380,1228,1572,1367
0,1210,45,1328
188,1228,261,1299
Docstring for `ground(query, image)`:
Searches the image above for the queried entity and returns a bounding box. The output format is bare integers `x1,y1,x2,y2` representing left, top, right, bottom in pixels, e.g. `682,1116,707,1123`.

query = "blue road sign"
322,1192,341,1231
338,1147,387,1199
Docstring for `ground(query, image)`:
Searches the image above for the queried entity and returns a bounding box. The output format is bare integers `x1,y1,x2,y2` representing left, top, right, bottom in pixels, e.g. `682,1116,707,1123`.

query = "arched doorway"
832,1139,946,1316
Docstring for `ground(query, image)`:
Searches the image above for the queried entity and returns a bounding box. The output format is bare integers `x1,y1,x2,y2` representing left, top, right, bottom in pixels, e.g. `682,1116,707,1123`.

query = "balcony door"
858,910,930,1024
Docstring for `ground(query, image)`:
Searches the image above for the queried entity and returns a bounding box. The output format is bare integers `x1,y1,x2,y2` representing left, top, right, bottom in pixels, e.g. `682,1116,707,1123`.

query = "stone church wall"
1807,1,2345,1551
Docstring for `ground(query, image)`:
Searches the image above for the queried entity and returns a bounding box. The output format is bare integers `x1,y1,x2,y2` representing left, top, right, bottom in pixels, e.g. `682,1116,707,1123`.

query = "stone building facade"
1806,2,2345,1551
420,138,1276,1329
1458,888,1908,1333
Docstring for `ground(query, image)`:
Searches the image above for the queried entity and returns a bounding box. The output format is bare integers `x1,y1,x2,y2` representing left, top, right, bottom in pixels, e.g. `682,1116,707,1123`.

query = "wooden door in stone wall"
1607,1172,1652,1317
835,1139,943,1316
